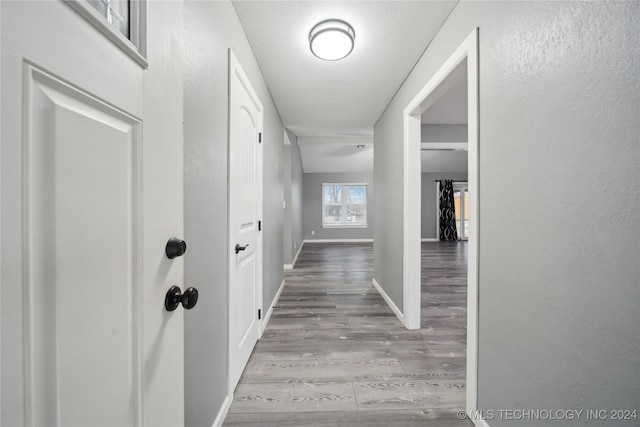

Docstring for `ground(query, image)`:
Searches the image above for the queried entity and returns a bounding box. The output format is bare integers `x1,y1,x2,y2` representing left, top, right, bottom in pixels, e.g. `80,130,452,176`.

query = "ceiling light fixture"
309,19,355,61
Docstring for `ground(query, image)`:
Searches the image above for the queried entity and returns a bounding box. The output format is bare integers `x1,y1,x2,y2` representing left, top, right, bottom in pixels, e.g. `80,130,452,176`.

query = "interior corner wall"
283,130,304,265
183,1,284,425
374,2,639,424
303,173,375,241
284,144,293,262
421,173,467,239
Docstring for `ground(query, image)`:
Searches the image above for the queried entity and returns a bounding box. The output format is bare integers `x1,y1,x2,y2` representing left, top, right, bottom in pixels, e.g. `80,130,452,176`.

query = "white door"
1,1,185,425
228,50,263,391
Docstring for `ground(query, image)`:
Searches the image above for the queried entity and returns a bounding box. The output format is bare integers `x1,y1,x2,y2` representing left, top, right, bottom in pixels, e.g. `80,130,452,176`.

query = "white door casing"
402,28,479,416
1,1,184,425
228,50,263,392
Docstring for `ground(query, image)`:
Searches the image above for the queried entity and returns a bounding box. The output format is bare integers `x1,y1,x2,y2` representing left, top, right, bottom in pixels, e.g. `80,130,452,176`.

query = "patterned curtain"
439,180,458,241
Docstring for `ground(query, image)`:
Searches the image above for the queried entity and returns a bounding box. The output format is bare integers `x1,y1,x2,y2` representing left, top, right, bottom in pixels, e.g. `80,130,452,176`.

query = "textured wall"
284,144,293,262
421,124,467,142
421,173,468,239
303,173,375,241
284,132,304,264
374,1,639,424
183,1,284,425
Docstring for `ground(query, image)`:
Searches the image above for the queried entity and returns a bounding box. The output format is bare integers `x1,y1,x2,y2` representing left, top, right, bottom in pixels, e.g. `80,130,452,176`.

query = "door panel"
1,2,184,425
229,51,263,390
27,65,141,426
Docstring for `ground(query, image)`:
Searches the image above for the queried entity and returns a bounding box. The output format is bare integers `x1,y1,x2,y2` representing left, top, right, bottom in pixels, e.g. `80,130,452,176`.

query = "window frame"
65,0,148,68
321,183,368,228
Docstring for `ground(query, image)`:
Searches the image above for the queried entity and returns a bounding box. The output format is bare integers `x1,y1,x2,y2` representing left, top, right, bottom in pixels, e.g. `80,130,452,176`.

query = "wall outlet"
294,243,297,250
311,230,315,235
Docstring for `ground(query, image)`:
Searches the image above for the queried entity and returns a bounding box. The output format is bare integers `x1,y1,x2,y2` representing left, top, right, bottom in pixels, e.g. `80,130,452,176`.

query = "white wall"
183,1,284,424
374,2,639,423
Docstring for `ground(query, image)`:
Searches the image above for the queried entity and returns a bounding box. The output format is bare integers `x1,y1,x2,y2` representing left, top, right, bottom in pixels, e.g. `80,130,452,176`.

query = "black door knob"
165,286,199,311
235,243,249,254
166,237,187,259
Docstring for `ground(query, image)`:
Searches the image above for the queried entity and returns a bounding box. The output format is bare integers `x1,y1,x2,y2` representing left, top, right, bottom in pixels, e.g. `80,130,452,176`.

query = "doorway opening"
402,28,479,416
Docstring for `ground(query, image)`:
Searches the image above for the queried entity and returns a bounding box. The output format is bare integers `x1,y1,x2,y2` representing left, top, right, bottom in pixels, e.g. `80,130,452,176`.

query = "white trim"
260,279,285,337
436,181,441,240
402,28,480,415
420,142,468,151
284,241,304,270
372,279,405,326
421,238,438,242
64,0,148,68
227,49,264,393
210,394,232,427
292,241,304,266
304,239,374,243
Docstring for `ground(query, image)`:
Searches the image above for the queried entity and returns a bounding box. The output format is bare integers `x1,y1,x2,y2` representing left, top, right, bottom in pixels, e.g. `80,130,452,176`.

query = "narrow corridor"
224,242,471,426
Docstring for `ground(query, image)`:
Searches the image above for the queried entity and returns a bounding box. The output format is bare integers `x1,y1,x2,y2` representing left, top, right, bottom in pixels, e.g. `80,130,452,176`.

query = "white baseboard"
211,394,232,427
260,278,285,337
284,241,304,270
292,241,303,266
421,237,438,242
304,238,374,243
372,278,406,326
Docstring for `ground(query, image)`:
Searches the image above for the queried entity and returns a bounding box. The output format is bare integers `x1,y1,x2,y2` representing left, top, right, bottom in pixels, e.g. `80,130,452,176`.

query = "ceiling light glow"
309,19,355,61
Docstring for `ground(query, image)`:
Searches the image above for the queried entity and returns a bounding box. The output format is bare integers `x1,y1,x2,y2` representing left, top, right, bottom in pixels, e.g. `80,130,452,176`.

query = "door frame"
402,28,479,416
227,49,264,396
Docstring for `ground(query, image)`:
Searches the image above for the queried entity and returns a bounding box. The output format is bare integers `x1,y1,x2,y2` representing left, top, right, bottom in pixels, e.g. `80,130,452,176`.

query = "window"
452,182,469,240
67,0,147,68
87,0,130,38
322,184,367,227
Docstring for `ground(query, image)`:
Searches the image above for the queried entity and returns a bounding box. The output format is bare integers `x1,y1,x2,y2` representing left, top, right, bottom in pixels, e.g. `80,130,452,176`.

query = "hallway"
224,242,472,426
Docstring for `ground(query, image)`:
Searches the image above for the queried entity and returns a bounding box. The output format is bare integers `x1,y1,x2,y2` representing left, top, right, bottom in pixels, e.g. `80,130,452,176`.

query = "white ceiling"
232,0,457,138
232,0,465,174
298,137,373,173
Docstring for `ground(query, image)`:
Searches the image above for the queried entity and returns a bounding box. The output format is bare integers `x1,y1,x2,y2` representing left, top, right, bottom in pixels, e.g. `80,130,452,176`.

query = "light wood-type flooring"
224,242,472,426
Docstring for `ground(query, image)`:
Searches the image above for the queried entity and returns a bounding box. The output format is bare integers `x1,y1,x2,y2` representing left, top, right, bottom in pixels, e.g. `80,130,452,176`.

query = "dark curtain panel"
439,180,458,241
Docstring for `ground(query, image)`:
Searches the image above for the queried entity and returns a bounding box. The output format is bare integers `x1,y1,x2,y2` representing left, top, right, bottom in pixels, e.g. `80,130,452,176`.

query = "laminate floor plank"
354,379,465,410
240,358,406,383
224,242,471,426
229,380,357,413
224,408,469,426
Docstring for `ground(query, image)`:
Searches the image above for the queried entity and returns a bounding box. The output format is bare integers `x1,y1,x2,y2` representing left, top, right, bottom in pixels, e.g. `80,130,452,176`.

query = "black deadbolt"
165,286,199,311
166,237,187,259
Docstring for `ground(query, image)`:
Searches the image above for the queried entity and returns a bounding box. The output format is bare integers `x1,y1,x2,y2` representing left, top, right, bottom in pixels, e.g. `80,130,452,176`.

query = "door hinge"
258,132,262,143
258,309,262,320
258,220,262,231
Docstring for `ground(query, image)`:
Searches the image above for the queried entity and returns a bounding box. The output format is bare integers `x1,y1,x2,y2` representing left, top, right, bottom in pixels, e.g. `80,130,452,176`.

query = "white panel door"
229,51,263,391
1,1,184,426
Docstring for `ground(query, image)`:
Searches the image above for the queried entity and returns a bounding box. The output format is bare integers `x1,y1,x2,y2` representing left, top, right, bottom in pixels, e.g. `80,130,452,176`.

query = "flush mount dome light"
309,19,355,61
